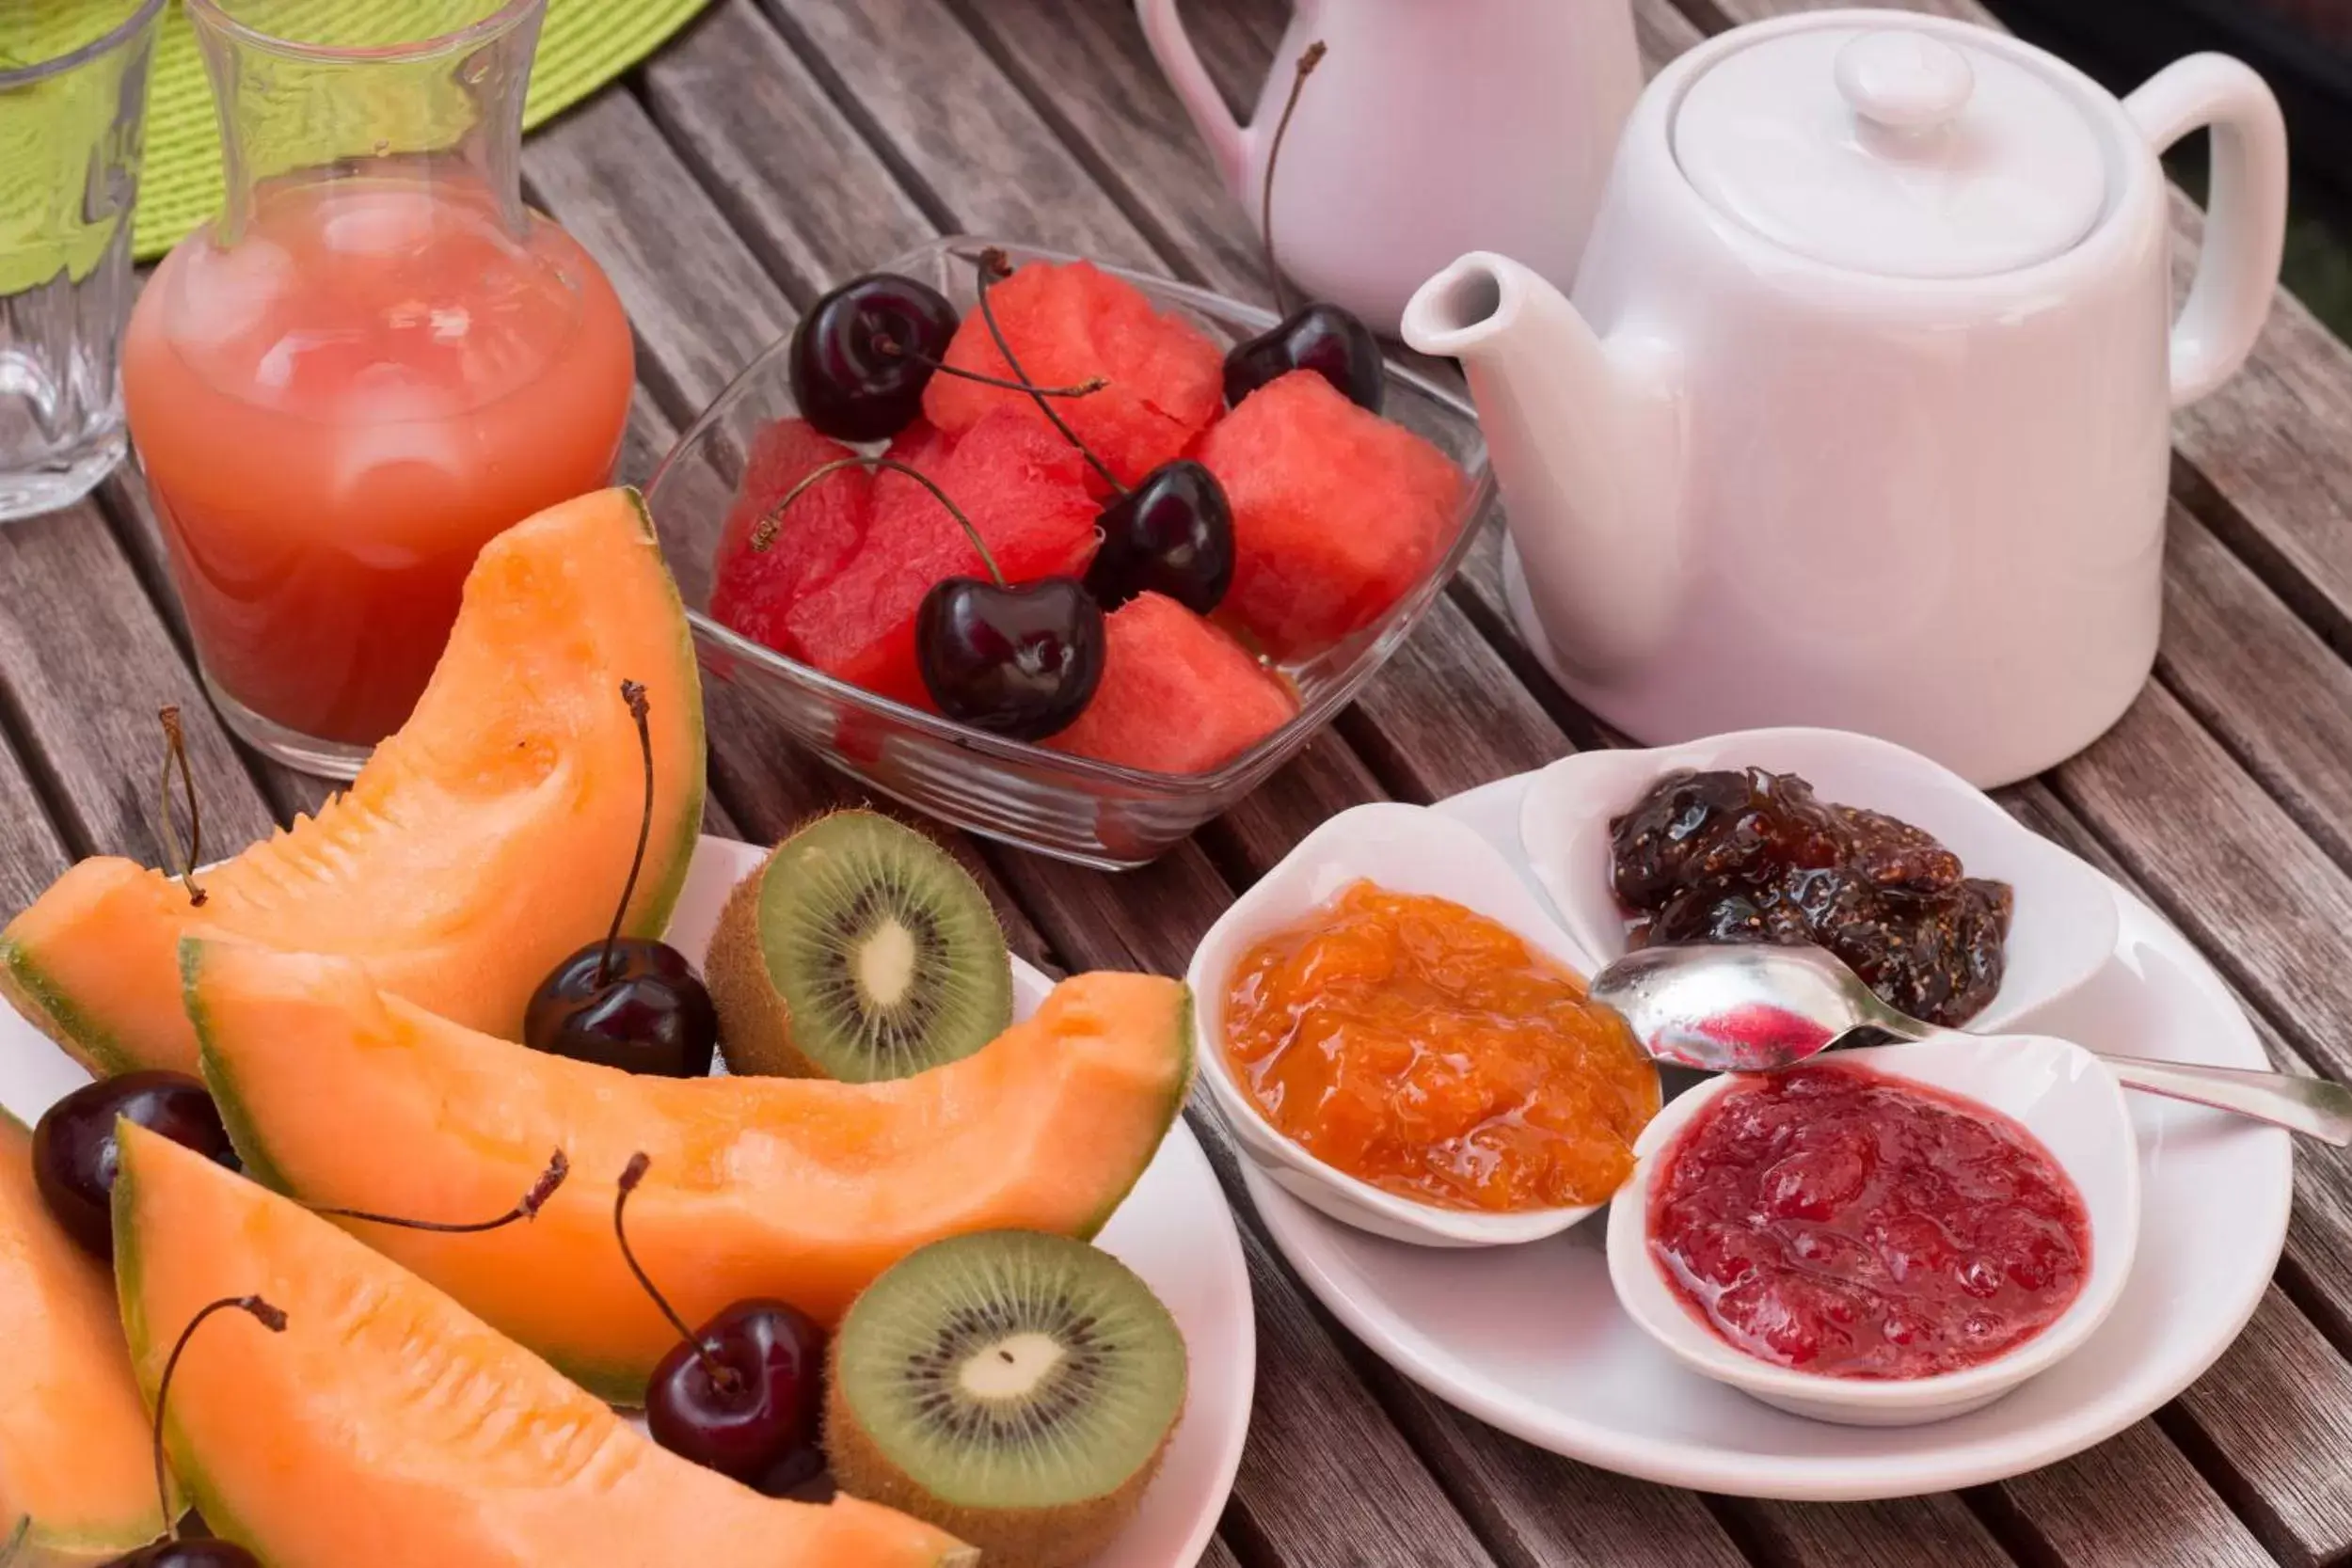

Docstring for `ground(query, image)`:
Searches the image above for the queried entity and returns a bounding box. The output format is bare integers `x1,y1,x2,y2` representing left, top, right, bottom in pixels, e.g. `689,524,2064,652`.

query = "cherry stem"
598,681,655,988
972,248,1125,493
1261,40,1326,319
1,1515,25,1567
751,456,1005,587
155,707,207,908
872,334,1107,400
312,1149,569,1233
614,1153,743,1398
151,1296,287,1544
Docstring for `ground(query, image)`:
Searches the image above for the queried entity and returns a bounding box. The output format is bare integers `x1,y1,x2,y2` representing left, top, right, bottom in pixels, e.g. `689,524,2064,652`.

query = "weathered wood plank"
638,0,933,303
2156,506,2352,877
1370,1381,1754,1568
757,0,1161,267
522,90,792,418
0,725,73,919
0,501,277,863
1341,601,1572,804
943,0,1272,296
2166,1286,2352,1567
1983,1420,2274,1568
2048,680,2352,1083
1739,1495,2013,1568
1988,783,2352,1568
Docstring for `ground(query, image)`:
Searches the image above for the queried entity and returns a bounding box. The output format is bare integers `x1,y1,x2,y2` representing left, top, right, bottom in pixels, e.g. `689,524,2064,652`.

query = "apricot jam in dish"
1611,768,2014,1027
1221,882,1660,1212
1650,1062,2090,1379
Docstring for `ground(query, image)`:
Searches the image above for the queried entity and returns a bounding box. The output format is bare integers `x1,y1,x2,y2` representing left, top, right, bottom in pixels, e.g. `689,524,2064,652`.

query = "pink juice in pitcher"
124,171,634,755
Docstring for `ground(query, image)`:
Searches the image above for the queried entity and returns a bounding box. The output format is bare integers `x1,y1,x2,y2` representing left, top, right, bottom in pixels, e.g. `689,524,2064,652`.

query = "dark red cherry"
1224,302,1384,414
34,1072,236,1259
916,576,1105,739
647,1299,828,1495
103,1540,258,1567
524,939,718,1079
525,681,714,1079
788,273,961,442
1085,459,1233,615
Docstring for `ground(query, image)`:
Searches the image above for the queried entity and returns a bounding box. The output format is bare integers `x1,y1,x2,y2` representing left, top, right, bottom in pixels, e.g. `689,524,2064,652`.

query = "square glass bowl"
644,238,1498,868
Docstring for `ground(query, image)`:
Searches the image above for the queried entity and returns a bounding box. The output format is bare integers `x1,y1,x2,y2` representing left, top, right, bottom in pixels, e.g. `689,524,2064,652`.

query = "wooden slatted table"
20,0,2352,1562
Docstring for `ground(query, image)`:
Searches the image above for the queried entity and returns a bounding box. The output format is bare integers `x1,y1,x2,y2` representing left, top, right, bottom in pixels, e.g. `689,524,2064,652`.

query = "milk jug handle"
2124,55,2289,410
1136,0,1253,192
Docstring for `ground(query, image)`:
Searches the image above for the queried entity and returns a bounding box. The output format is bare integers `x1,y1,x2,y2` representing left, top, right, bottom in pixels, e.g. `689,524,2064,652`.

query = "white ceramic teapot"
1400,10,2287,786
1136,0,1640,336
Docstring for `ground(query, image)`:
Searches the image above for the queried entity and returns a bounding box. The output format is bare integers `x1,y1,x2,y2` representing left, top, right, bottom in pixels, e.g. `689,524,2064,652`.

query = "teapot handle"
2124,55,2288,410
1135,0,1253,194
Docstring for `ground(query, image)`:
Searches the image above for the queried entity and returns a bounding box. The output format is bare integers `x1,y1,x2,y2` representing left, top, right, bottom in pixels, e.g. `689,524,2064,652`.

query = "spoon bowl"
1592,942,2352,1145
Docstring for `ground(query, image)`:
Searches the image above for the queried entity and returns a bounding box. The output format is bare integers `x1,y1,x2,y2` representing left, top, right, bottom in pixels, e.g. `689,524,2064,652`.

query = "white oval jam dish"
1186,800,1648,1248
1606,1034,2140,1427
1518,727,2120,1034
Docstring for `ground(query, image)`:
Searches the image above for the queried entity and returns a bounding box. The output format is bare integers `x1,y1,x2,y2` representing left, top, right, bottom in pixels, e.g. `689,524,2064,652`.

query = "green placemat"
6,0,709,263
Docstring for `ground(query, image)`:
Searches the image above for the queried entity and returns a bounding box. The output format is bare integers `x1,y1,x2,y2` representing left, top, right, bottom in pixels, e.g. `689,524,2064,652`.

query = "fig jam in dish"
1649,1062,2090,1379
1611,768,2014,1027
1222,882,1660,1212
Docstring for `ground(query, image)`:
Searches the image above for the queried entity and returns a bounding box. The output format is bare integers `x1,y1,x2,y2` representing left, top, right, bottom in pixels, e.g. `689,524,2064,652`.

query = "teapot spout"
1402,253,1680,676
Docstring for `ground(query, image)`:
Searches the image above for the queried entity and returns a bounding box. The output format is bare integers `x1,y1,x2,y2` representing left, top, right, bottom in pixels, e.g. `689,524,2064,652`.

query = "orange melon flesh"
0,1112,169,1566
187,940,1193,1401
111,1125,973,1568
0,487,705,1078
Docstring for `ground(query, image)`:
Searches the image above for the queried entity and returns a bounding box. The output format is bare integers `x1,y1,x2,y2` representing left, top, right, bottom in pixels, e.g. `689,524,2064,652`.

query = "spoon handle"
2095,1053,2352,1146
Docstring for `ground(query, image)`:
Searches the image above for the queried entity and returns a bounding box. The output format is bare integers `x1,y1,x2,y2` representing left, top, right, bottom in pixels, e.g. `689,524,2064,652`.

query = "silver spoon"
1589,942,2352,1146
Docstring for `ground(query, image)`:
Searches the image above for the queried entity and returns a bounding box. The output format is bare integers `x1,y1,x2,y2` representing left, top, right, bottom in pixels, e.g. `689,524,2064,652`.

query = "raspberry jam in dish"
1221,882,1660,1212
1649,1062,2090,1379
1611,768,2014,1027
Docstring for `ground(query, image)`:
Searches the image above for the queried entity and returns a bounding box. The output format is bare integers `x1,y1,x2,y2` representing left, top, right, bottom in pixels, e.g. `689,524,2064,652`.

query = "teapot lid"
1671,24,2108,279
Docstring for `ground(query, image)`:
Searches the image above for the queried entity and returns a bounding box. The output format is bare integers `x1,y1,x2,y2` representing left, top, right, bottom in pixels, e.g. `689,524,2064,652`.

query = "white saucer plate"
0,834,1256,1568
1238,771,2290,1501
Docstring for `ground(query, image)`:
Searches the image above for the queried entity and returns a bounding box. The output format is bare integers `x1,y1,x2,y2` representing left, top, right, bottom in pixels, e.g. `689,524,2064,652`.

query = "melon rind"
0,1110,173,1567
109,1126,976,1568
184,939,1194,1403
0,486,706,1080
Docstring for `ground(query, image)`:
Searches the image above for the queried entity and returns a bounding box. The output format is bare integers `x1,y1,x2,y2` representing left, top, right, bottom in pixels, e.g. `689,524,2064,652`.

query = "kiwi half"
707,811,1013,1082
825,1229,1187,1568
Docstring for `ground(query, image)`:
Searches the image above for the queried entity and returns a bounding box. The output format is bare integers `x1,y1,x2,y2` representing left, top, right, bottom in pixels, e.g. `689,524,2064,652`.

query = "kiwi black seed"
824,1229,1187,1568
707,810,1012,1082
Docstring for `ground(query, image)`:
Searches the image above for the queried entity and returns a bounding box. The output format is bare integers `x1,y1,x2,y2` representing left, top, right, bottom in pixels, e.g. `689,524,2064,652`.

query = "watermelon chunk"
1049,592,1299,773
924,261,1224,489
708,419,869,656
1197,370,1465,658
787,409,1100,706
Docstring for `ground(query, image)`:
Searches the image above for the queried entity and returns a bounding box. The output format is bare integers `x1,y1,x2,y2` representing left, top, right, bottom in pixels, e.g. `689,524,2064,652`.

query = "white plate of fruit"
0,488,1252,1568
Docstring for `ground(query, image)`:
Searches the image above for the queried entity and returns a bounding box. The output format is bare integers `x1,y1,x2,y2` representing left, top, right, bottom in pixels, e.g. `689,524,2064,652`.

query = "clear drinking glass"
123,0,635,777
0,0,163,521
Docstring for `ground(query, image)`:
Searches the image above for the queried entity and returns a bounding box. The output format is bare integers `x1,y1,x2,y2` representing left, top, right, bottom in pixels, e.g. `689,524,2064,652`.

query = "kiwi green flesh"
834,1230,1186,1510
757,814,1012,1084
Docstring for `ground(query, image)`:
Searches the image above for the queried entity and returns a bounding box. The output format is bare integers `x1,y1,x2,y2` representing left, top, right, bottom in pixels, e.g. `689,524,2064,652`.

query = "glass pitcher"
123,0,634,777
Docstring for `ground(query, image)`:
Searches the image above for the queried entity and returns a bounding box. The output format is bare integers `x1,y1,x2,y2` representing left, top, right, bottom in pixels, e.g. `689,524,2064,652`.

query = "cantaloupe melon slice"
0,1111,171,1566
0,487,705,1079
185,939,1193,1401
111,1123,974,1568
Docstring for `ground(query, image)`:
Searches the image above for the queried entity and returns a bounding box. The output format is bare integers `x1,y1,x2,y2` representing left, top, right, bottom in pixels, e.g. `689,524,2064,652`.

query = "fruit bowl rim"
650,234,1500,796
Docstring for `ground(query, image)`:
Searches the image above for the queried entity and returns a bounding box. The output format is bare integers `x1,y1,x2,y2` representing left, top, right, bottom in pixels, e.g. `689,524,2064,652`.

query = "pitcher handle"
1135,0,1252,193
2124,55,2288,409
